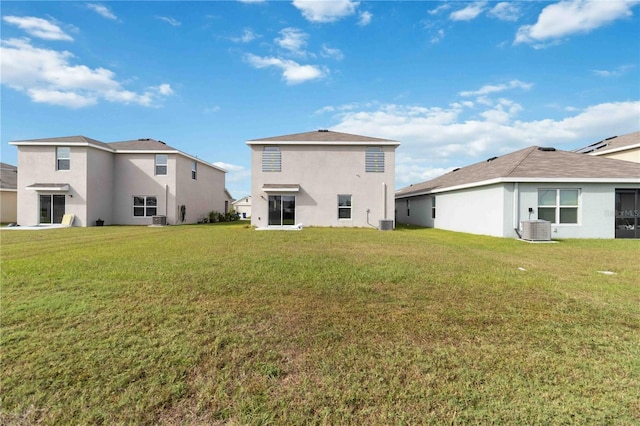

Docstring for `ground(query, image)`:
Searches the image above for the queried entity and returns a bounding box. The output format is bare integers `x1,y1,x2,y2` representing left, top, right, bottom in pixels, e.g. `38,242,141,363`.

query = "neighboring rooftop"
0,162,18,190
396,146,640,198
573,131,640,155
247,130,400,145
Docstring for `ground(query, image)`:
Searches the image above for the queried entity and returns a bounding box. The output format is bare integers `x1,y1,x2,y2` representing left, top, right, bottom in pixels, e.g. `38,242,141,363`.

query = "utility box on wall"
521,220,551,241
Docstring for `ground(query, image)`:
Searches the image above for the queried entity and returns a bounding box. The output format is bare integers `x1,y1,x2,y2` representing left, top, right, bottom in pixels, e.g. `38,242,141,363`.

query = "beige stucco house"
574,131,640,163
10,136,227,227
247,130,400,229
0,162,18,223
232,195,252,219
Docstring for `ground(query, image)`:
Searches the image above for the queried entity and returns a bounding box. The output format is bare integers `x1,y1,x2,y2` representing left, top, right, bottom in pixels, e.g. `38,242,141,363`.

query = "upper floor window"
366,147,384,172
155,154,168,175
538,189,579,224
57,147,70,171
192,161,197,180
338,194,352,219
262,146,281,172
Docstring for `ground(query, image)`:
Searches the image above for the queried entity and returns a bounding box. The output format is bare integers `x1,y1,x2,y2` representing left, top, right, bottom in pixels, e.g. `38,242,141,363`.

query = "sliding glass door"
40,194,66,224
615,189,639,239
268,195,295,226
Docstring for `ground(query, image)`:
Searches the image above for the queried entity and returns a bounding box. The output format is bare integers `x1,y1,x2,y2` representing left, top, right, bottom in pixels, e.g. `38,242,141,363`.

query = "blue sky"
1,0,639,198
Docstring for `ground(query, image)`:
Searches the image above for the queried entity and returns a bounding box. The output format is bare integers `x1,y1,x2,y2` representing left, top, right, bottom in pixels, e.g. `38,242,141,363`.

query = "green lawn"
1,224,639,425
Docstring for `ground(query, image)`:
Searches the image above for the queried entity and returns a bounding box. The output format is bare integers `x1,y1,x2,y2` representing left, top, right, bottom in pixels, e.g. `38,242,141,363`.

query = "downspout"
513,182,522,238
165,184,169,220
382,182,387,219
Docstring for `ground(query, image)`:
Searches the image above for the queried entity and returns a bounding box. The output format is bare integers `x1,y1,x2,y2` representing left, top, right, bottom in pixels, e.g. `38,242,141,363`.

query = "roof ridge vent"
318,129,329,132
486,156,498,162
138,138,151,141
538,147,556,151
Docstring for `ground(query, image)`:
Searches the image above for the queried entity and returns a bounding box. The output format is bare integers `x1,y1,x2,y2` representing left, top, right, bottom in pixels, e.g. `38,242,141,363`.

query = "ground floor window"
338,194,352,219
39,194,65,224
133,196,157,217
268,195,295,226
431,196,436,219
615,189,639,239
538,189,579,224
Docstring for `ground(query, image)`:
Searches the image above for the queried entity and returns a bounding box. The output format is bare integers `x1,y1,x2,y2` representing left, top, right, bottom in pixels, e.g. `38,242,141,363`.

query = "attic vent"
486,156,498,162
318,129,329,132
452,167,460,172
138,138,151,141
538,147,556,152
158,140,166,145
605,136,617,141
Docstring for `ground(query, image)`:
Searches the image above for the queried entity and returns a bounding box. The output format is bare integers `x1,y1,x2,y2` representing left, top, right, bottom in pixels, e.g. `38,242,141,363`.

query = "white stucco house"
10,136,227,227
395,146,640,239
247,130,400,229
574,131,640,163
232,195,252,219
0,162,18,223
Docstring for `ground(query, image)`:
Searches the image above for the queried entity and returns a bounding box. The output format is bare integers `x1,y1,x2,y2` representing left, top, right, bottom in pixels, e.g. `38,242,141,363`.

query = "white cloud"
292,0,359,23
459,80,533,97
157,16,181,26
231,29,259,43
244,53,326,84
515,0,640,45
3,16,73,41
488,2,521,22
276,28,308,56
428,4,451,15
321,44,344,60
430,29,445,44
358,11,372,26
0,38,173,108
449,2,487,21
591,64,635,77
324,97,640,188
86,4,117,20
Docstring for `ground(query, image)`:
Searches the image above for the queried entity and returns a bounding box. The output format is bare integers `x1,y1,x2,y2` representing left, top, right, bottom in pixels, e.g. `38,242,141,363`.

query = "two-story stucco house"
10,136,227,227
247,130,400,229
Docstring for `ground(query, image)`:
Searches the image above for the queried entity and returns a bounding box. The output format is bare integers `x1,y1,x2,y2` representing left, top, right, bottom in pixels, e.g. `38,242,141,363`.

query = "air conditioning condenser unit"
521,220,551,241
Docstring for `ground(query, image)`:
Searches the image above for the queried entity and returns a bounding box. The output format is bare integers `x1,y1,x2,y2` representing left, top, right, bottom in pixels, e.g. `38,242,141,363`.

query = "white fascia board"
395,176,640,199
588,143,640,156
0,188,18,192
246,140,400,146
10,141,114,153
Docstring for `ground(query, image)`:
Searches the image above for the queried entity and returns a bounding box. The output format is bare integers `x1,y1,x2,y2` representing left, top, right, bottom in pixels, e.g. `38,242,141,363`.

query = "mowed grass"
1,223,639,425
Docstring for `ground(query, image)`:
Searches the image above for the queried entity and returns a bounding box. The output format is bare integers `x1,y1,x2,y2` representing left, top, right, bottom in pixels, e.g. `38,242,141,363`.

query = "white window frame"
338,194,352,220
56,147,70,171
538,189,580,225
155,155,168,175
133,195,158,217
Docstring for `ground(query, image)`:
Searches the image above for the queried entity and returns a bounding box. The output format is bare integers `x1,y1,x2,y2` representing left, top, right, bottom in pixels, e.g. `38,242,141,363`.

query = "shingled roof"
0,162,17,190
396,146,640,198
108,138,177,151
574,130,640,155
247,130,399,145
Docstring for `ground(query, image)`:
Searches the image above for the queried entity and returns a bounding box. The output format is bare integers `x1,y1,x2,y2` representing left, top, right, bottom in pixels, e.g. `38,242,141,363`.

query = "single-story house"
10,136,227,227
232,195,252,219
395,146,640,239
0,162,18,223
574,131,640,163
248,130,400,229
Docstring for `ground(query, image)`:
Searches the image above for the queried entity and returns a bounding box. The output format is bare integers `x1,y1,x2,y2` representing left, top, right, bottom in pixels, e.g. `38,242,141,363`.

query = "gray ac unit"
152,215,167,226
521,220,551,241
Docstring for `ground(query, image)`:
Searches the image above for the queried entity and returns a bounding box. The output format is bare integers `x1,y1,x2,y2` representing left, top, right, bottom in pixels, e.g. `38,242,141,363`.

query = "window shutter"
366,147,384,172
262,146,281,172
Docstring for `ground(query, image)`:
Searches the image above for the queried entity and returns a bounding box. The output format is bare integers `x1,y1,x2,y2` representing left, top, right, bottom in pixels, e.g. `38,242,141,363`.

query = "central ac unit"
521,220,551,241
152,215,167,226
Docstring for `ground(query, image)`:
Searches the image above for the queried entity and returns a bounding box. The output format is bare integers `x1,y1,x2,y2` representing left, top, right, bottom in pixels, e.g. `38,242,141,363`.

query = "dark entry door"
40,194,66,224
615,189,639,239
